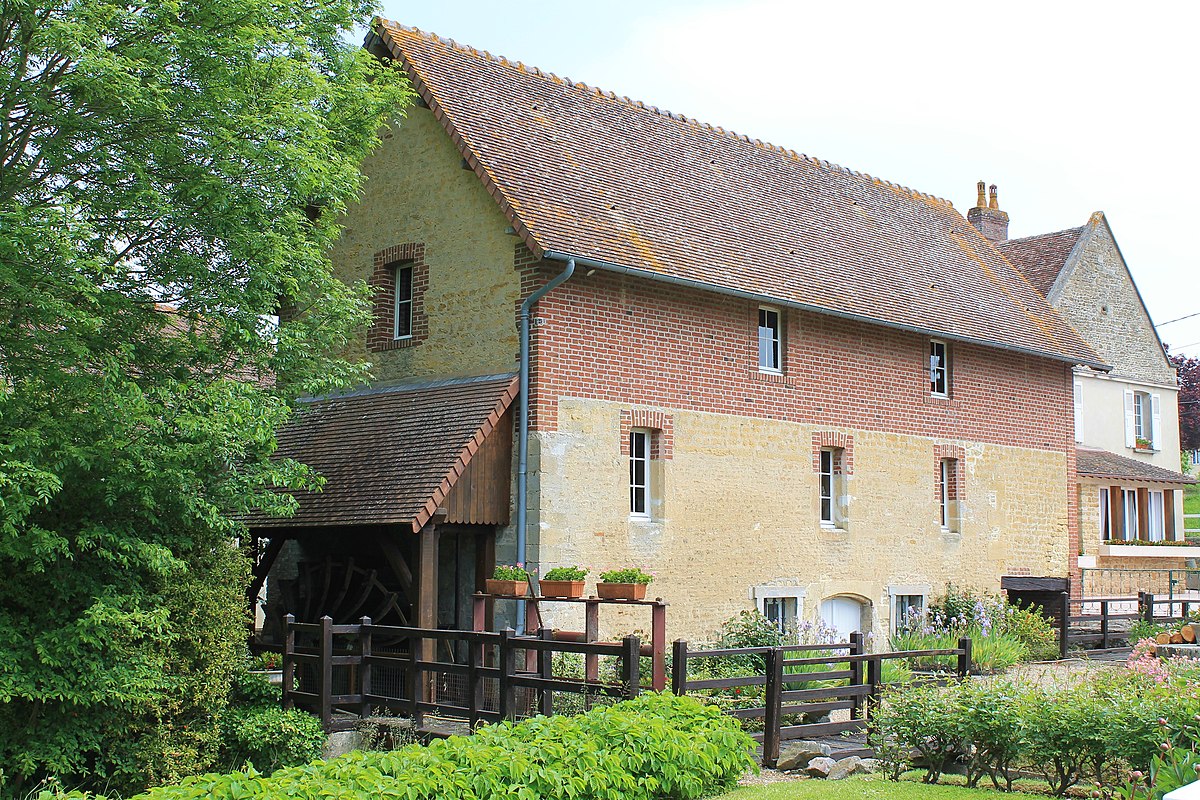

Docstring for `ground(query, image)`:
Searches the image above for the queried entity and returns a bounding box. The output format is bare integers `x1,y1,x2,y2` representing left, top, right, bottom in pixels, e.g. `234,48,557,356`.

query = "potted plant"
597,567,654,600
486,564,531,596
540,566,589,598
1136,437,1153,451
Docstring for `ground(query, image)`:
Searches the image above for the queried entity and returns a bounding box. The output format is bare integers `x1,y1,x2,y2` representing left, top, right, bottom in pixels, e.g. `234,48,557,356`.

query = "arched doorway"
820,596,868,641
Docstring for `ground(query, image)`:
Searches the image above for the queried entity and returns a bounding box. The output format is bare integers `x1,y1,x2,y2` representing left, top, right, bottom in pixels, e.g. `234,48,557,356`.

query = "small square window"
758,307,781,372
929,340,949,396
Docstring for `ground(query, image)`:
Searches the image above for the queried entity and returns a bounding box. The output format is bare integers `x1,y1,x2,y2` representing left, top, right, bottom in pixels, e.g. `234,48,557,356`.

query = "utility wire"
1156,311,1200,328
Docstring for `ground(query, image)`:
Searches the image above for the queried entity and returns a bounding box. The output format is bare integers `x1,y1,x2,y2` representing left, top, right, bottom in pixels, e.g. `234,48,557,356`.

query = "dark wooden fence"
1059,591,1200,654
671,633,971,767
282,615,642,731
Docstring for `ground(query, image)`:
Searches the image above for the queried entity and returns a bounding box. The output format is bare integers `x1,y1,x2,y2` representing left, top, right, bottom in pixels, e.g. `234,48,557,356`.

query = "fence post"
406,633,421,726
538,628,554,716
467,632,482,728
621,635,641,698
957,637,972,678
1099,602,1110,650
671,640,689,696
865,656,882,719
360,616,373,719
1058,592,1070,659
651,601,667,692
319,615,333,732
498,628,516,720
848,632,865,720
762,648,783,769
1143,593,1156,625
282,613,295,709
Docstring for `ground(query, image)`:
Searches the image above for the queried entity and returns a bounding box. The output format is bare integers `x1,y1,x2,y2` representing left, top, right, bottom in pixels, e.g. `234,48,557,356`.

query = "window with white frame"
929,339,949,396
819,448,844,527
1099,487,1111,541
893,594,925,634
1122,489,1139,541
629,429,651,517
392,262,414,340
1149,490,1166,542
758,307,781,372
1073,381,1084,444
753,586,804,634
938,458,960,532
1125,390,1161,450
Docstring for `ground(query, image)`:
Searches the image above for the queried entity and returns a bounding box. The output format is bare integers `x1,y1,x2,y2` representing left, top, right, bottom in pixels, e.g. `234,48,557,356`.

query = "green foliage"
55,693,756,800
872,682,964,785
599,567,654,584
228,668,281,710
216,706,325,774
492,564,531,581
956,680,1024,791
0,0,411,793
543,566,589,581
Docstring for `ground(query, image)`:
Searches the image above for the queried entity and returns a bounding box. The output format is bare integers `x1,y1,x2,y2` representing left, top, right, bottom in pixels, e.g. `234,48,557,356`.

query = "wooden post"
538,628,554,716
1143,592,1156,624
319,615,333,732
621,635,641,697
848,632,864,720
957,637,972,678
1100,601,1110,650
762,648,783,769
406,634,421,726
1058,591,1070,659
498,628,516,720
360,616,373,719
417,524,440,703
865,656,882,718
671,640,689,696
282,613,296,709
584,598,599,682
467,632,482,728
524,601,539,672
651,601,667,692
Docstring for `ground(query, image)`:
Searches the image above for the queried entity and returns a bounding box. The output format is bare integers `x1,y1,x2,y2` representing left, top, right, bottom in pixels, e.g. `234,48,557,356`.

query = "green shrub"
217,706,325,773
957,680,1024,790
1019,683,1116,796
60,693,755,800
229,667,281,708
872,682,963,784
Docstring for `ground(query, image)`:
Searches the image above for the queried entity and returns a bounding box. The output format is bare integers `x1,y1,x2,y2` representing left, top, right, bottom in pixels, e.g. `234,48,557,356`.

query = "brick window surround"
933,444,965,498
620,409,674,459
811,431,854,474
368,243,428,352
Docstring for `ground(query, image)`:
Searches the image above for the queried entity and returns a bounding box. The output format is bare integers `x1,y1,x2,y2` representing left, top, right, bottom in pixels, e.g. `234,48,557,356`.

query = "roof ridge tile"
377,19,954,209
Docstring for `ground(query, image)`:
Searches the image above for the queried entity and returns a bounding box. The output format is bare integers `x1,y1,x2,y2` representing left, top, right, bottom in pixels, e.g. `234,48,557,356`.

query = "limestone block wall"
531,399,1070,643
328,106,521,383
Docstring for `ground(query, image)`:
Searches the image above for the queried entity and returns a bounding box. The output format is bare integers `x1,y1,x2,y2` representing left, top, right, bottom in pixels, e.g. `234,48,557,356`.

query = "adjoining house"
249,21,1108,646
992,210,1197,595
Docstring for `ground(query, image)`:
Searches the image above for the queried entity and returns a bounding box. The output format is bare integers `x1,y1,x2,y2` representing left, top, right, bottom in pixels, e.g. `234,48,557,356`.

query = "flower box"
597,582,648,601
485,579,528,596
539,579,585,598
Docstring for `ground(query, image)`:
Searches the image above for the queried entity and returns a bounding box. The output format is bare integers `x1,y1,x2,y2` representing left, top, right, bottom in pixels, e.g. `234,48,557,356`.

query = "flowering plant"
493,564,531,581
599,567,653,585
542,566,588,581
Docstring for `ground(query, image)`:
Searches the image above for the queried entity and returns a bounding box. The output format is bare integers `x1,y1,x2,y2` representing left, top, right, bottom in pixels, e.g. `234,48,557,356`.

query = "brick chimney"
967,180,1009,241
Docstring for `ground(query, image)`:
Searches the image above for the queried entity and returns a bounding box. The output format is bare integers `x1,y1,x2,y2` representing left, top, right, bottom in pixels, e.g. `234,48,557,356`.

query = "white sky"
378,0,1200,358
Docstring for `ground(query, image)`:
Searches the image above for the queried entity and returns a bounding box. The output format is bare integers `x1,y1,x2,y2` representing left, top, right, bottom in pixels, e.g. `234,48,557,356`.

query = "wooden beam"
247,536,287,624
1109,486,1122,540
1137,487,1149,541
417,523,440,702
378,533,414,598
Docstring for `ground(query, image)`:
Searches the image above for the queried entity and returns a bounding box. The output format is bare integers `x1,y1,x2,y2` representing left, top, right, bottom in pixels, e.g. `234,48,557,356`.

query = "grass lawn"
716,775,1051,800
1186,483,1199,515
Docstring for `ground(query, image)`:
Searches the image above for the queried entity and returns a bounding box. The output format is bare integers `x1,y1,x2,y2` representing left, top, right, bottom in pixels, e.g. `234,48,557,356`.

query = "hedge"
54,693,756,800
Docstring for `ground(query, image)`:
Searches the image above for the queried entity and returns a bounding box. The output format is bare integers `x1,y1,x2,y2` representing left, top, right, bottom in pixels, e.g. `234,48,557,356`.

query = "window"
929,340,949,396
1125,390,1161,450
938,458,960,532
1099,487,1111,541
893,594,925,634
629,429,650,517
1122,489,1139,541
763,596,799,634
819,448,845,527
1073,381,1084,444
758,307,781,372
392,263,414,340
1149,490,1166,542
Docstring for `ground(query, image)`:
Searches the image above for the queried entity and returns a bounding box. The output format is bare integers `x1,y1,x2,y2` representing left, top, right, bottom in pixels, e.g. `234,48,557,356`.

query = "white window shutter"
1123,390,1136,448
1151,393,1162,449
1073,382,1084,444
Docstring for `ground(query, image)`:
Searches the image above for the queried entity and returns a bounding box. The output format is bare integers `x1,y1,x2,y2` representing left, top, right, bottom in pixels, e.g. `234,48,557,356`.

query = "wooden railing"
282,615,642,731
1060,592,1200,654
671,633,971,767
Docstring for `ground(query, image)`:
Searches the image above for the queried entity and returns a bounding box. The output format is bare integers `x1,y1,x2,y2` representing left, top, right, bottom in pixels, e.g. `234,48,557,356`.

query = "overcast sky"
377,0,1200,359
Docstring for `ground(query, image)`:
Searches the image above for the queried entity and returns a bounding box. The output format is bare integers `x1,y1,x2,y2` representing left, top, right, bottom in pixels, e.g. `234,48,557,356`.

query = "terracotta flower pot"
539,579,585,598
597,582,648,601
485,579,528,597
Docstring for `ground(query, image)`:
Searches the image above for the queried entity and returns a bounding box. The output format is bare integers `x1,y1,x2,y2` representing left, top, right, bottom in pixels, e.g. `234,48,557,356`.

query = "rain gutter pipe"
516,255,575,633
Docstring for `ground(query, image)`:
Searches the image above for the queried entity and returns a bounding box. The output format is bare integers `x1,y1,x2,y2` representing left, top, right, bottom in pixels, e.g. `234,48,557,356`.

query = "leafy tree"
0,0,410,793
1170,351,1199,453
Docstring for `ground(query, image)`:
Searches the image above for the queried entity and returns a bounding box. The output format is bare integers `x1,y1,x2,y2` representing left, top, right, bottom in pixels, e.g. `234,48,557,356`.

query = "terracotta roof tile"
248,374,518,532
993,227,1085,296
374,21,1103,369
1076,448,1196,484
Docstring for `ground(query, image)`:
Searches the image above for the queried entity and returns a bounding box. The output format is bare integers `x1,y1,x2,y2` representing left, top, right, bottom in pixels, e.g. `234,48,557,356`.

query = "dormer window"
929,339,949,396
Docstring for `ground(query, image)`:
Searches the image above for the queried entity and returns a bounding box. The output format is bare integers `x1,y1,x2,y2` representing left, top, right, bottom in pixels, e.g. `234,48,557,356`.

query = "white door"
821,596,865,642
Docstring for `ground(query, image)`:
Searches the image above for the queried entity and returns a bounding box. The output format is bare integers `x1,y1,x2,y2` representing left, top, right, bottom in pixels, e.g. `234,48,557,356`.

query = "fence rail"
1060,592,1200,653
282,615,643,731
671,633,971,767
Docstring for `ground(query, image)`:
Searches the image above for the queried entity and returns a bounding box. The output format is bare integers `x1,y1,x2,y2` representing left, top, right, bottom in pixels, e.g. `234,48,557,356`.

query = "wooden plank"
779,669,853,683
511,637,625,656
510,675,629,696
782,684,872,703
1001,576,1069,592
417,524,439,703
780,720,867,738
444,408,512,525
686,675,768,690
781,699,856,716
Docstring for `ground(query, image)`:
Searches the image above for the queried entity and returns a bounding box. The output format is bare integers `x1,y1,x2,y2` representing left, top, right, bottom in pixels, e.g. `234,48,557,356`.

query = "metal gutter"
542,250,1110,372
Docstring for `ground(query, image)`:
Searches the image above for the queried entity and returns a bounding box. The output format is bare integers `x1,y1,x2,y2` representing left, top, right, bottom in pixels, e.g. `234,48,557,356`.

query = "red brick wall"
368,243,429,352
522,258,1076,455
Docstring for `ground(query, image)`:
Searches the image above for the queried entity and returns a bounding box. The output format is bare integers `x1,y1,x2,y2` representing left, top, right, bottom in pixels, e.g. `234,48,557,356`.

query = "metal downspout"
516,256,575,633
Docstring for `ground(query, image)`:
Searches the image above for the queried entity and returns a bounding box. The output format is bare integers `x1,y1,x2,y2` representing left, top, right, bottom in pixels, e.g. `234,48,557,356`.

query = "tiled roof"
1076,448,1196,484
248,374,518,532
373,21,1104,369
993,227,1085,296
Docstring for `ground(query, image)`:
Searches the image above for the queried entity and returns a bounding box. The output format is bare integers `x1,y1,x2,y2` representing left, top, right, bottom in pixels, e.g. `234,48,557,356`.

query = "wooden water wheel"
279,555,410,627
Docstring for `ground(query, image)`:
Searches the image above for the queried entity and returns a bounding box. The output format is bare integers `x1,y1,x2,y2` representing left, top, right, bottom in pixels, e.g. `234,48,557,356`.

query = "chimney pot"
989,184,999,210
967,181,1010,242
976,180,987,209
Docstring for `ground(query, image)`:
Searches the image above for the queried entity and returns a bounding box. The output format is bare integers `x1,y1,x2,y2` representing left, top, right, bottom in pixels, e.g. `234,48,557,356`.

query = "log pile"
1154,624,1197,646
